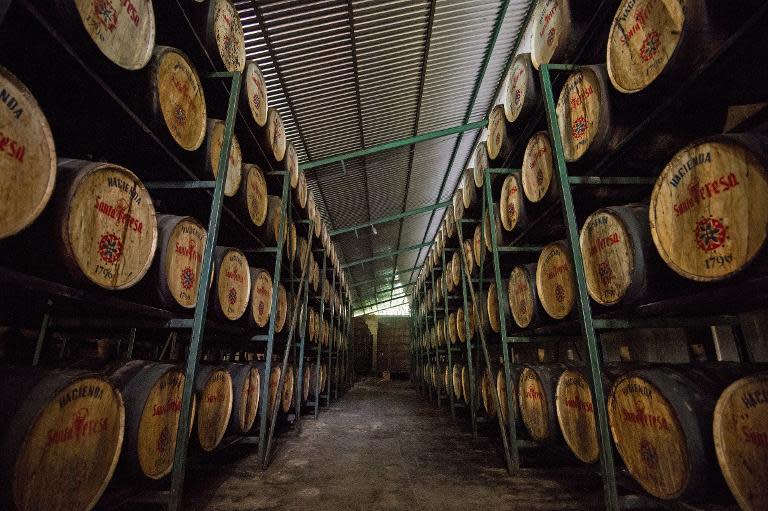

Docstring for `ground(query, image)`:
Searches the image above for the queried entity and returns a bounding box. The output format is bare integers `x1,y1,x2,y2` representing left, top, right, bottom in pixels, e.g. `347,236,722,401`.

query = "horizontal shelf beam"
330,201,451,236
341,242,431,269
299,120,488,171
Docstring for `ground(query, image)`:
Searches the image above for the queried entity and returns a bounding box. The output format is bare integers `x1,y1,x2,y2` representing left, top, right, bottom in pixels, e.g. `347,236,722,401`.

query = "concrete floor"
184,378,602,510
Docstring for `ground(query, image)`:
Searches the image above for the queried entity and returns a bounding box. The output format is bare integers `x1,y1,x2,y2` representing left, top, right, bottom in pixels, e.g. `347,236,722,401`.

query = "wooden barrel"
607,0,710,95
227,363,259,434
320,363,328,392
503,52,540,126
453,188,464,221
456,303,476,343
555,368,599,463
462,168,477,210
210,246,251,321
472,224,485,271
286,140,299,191
307,308,317,344
445,207,456,239
473,142,490,188
0,66,57,240
499,171,528,233
238,163,268,228
0,368,124,511
462,238,474,277
259,195,287,246
203,0,246,72
508,263,544,329
452,364,463,400
497,366,523,427
297,171,309,210
265,107,286,163
154,215,207,309
451,251,462,287
536,241,576,320
487,281,508,334
148,46,207,152
274,283,288,334
249,267,273,328
713,372,768,511
297,236,309,272
649,134,768,282
286,221,297,263
55,159,158,290
556,65,630,163
522,131,557,204
448,311,458,344
241,60,268,127
281,365,295,413
483,203,508,251
487,104,512,161
530,0,591,70
481,368,497,417
259,364,281,418
608,365,746,500
194,365,232,452
302,365,312,401
580,204,651,306
109,361,186,479
62,0,155,70
518,364,565,443
206,118,242,197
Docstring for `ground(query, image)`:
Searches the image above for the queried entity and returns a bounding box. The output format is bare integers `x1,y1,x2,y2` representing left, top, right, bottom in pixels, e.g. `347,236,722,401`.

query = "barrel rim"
0,64,57,240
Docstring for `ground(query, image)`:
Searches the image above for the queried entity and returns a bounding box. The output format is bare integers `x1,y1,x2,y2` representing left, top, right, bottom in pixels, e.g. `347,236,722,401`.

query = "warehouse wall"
351,315,411,377
376,317,411,376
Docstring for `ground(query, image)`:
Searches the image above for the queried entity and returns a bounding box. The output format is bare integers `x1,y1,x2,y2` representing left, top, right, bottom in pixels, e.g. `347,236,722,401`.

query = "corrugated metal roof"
235,0,533,311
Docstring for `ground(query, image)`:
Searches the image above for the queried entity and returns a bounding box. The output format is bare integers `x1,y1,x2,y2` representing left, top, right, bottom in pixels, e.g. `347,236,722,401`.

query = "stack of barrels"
412,1,768,509
0,2,352,510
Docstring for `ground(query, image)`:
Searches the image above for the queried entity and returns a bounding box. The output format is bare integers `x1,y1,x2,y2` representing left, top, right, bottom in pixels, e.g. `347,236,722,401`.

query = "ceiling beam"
330,201,451,236
342,242,431,269
299,120,488,171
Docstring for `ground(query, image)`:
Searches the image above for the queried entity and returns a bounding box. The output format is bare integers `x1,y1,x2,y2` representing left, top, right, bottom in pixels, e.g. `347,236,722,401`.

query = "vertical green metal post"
314,250,326,418
484,168,520,471
430,267,442,408
256,168,290,468
441,250,456,420
456,220,478,440
540,64,619,511
334,276,341,400
295,220,310,429
423,280,434,402
168,72,241,511
326,270,335,406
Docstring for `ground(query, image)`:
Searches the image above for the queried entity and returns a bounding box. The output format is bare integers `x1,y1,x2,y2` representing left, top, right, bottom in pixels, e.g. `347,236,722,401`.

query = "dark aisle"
185,378,602,510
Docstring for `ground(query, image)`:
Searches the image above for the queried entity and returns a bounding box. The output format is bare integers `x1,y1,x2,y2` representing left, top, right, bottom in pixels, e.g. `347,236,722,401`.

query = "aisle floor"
185,378,602,510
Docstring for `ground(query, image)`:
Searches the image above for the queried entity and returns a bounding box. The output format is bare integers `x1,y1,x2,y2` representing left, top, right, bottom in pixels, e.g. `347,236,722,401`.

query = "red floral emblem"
181,267,195,290
93,0,118,32
98,233,123,264
572,116,588,140
695,217,727,252
640,31,660,62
